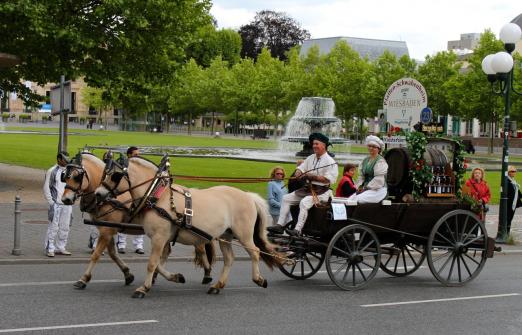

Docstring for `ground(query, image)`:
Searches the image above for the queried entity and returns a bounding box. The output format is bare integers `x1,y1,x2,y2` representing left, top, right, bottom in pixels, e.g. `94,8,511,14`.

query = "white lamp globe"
481,54,496,75
491,51,514,73
499,23,522,44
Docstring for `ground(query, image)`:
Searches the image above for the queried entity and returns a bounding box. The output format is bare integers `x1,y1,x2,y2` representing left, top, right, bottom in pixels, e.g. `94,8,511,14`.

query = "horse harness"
118,166,212,243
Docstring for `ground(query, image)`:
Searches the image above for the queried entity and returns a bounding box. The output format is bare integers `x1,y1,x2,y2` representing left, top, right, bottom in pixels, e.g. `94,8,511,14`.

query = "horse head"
61,153,89,205
95,154,130,203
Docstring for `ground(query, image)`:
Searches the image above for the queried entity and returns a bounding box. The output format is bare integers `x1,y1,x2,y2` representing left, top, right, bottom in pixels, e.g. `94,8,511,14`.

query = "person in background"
43,152,73,257
348,135,388,204
116,146,145,254
267,166,288,225
465,167,491,221
336,163,357,198
507,165,522,236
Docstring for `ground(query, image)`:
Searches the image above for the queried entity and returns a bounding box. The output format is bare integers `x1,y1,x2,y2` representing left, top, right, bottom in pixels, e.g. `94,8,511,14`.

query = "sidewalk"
1,160,521,264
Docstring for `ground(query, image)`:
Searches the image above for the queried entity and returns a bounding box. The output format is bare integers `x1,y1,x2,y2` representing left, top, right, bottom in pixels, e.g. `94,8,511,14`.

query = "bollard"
12,195,21,255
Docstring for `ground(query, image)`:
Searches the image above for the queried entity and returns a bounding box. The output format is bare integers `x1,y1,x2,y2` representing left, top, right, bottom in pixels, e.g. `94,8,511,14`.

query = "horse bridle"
62,161,91,202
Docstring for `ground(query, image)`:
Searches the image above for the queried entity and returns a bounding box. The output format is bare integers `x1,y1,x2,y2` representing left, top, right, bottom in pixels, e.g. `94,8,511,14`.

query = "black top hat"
309,133,330,146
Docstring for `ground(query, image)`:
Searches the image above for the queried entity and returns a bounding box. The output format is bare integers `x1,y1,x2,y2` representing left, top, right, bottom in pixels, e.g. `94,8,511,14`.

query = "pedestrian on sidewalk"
507,165,522,236
116,146,144,254
43,152,73,257
465,167,491,221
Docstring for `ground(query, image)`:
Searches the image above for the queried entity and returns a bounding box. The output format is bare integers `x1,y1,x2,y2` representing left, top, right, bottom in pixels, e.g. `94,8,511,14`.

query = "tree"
417,51,461,117
238,10,310,61
169,59,205,134
0,0,212,108
186,25,241,67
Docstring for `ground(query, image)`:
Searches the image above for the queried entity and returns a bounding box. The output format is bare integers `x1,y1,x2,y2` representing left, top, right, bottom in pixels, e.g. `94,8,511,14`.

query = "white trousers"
117,233,144,250
45,203,72,252
276,190,333,232
348,188,387,204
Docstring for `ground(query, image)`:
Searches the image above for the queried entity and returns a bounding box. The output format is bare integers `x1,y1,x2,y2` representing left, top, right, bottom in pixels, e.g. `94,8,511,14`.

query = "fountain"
280,97,349,157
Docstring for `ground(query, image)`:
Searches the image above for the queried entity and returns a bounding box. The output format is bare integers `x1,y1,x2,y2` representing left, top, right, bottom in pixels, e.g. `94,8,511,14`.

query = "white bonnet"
365,135,384,149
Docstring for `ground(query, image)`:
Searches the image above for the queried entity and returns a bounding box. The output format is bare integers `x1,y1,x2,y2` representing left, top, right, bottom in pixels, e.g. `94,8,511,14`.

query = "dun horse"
95,156,282,298
61,153,214,290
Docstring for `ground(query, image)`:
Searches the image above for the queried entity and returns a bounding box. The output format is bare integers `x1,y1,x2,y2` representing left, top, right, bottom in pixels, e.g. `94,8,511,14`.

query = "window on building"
88,106,97,115
113,108,119,116
465,120,473,135
45,91,50,104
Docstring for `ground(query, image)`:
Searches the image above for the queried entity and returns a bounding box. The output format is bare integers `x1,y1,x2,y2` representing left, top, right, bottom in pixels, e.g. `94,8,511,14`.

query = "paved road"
0,254,521,335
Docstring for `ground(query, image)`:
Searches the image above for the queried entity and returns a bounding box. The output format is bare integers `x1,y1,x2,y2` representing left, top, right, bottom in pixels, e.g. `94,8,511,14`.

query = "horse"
95,155,283,298
61,152,214,290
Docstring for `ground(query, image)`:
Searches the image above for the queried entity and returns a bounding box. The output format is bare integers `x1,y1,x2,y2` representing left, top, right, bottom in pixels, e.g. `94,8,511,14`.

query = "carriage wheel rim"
427,210,487,286
278,248,325,280
379,242,426,277
325,224,381,291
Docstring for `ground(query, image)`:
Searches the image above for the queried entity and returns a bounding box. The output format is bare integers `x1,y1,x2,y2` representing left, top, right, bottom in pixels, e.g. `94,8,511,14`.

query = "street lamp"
482,22,522,242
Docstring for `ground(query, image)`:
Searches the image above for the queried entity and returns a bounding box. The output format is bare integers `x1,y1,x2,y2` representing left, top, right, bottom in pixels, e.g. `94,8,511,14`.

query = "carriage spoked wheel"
277,238,326,280
427,210,488,286
325,224,381,291
379,240,426,277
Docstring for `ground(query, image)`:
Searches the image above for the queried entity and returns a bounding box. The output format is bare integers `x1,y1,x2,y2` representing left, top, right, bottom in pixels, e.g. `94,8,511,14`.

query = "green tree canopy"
0,0,211,108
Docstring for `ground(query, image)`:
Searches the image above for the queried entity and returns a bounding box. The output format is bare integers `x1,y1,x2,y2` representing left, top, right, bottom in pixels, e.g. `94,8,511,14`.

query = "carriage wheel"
427,210,487,286
276,238,325,280
379,241,426,277
325,224,381,291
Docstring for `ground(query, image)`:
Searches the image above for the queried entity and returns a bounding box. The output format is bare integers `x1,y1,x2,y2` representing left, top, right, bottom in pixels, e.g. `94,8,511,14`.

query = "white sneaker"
55,250,72,256
46,251,55,257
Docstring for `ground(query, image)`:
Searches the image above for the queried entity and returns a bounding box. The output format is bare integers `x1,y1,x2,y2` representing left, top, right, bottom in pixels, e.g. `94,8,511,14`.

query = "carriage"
269,137,496,290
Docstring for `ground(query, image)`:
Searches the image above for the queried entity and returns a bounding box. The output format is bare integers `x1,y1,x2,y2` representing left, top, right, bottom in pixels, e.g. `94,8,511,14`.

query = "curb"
0,255,252,265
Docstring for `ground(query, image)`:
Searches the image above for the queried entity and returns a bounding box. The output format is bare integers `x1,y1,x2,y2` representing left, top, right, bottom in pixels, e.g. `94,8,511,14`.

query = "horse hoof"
73,281,86,290
202,276,212,285
207,287,220,295
176,274,186,284
132,291,146,299
125,274,135,286
254,278,268,288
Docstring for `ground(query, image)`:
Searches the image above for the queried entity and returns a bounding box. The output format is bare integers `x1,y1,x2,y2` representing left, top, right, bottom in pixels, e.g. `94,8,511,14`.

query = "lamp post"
482,22,522,242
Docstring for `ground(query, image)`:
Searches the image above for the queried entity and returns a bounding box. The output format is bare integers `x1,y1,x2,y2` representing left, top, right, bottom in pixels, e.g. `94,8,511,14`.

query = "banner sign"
383,78,428,130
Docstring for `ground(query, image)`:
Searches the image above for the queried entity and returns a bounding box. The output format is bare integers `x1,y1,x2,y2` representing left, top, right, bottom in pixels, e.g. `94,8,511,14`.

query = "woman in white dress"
348,135,388,204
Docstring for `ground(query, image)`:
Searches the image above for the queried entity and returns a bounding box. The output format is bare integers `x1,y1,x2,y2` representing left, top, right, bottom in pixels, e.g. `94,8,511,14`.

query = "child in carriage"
336,163,357,198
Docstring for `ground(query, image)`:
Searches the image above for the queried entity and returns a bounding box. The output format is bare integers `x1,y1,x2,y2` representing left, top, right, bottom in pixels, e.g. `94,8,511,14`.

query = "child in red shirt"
336,163,357,197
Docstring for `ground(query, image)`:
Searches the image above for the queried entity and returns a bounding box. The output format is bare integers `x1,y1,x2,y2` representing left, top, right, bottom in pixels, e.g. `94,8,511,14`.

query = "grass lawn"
1,127,517,204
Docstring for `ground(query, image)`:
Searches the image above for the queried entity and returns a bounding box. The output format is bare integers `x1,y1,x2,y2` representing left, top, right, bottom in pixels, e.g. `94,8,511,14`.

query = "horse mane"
81,152,104,169
129,156,159,170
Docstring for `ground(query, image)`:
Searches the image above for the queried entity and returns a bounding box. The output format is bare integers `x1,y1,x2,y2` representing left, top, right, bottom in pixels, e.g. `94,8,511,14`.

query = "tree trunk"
188,111,192,135
211,111,215,135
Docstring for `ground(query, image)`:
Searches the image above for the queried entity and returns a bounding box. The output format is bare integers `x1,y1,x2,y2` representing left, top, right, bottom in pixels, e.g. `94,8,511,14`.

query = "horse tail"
194,242,215,268
248,192,284,269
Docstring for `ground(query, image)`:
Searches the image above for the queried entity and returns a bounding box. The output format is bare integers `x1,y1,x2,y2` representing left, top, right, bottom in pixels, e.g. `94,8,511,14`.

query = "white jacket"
43,164,66,205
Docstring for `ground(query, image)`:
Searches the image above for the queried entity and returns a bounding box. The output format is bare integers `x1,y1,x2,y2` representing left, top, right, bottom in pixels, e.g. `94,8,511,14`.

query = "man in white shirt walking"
43,152,73,257
267,133,338,236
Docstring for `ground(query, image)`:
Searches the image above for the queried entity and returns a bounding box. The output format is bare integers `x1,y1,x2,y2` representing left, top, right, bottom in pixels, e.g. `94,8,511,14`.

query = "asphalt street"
0,254,521,335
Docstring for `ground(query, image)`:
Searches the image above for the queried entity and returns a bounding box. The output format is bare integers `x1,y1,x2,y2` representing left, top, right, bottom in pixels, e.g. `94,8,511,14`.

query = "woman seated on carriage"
347,135,388,204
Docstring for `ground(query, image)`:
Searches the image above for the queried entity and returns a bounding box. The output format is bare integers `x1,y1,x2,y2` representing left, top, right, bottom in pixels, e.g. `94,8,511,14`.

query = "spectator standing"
43,152,73,257
465,167,491,221
507,165,522,236
267,166,288,225
117,146,145,254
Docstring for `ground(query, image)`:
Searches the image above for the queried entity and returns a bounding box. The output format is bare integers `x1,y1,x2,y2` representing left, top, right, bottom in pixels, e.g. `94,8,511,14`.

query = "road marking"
361,293,520,307
0,320,158,333
0,279,121,287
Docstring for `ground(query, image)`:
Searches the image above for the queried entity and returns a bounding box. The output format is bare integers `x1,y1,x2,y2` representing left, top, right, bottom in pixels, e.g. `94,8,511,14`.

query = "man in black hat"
268,133,338,236
43,151,73,257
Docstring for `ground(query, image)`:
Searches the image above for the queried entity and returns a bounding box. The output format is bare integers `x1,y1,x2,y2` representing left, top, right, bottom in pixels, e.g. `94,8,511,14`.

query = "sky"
210,0,521,60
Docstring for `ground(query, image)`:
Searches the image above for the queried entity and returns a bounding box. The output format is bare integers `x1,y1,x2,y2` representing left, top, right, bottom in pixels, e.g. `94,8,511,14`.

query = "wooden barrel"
384,147,448,197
